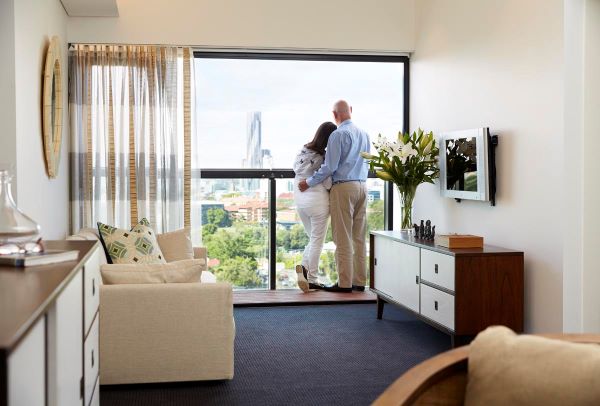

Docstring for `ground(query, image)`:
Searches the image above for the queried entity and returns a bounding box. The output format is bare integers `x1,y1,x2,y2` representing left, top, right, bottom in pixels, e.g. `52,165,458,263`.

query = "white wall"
0,0,17,177
67,0,416,51
564,0,600,333
14,0,69,239
411,0,564,332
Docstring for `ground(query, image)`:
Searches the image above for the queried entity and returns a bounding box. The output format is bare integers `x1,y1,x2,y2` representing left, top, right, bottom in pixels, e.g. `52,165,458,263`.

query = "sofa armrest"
194,246,207,261
99,282,234,383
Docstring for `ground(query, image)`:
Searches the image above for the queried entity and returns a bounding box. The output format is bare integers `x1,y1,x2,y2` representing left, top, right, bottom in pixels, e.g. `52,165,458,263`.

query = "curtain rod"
68,43,411,57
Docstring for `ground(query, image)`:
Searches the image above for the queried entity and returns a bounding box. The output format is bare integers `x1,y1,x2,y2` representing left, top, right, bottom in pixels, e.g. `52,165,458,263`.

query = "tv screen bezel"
439,127,490,202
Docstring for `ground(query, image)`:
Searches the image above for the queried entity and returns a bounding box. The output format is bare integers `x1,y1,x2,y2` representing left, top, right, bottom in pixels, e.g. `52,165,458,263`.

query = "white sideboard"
370,231,524,346
1,241,101,406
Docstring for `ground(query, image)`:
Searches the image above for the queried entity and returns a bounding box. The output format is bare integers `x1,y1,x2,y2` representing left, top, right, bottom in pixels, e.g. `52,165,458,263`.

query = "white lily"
400,143,418,163
373,135,391,153
396,133,406,147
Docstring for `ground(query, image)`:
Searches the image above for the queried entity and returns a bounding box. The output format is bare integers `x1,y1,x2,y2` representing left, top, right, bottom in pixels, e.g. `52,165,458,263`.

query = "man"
298,100,370,293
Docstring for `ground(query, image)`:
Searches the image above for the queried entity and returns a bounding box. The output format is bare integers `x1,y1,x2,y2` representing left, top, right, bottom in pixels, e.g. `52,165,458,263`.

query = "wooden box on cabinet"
370,231,524,346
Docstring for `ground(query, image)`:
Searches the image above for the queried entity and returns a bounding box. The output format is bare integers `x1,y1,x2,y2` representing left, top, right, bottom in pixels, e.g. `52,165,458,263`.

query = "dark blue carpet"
101,304,450,406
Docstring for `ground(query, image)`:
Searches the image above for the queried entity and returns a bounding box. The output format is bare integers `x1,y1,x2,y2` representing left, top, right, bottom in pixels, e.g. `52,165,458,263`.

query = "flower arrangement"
361,129,440,230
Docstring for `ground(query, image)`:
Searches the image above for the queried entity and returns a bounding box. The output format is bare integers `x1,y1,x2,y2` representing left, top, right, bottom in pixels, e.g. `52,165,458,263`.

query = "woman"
293,121,337,292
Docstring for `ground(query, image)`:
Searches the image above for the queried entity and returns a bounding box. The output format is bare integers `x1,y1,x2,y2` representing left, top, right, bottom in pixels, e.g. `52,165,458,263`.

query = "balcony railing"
197,169,392,290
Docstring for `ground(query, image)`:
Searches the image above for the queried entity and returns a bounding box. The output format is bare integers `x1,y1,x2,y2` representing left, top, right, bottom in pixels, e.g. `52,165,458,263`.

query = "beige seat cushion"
101,259,205,285
156,227,194,262
465,326,600,406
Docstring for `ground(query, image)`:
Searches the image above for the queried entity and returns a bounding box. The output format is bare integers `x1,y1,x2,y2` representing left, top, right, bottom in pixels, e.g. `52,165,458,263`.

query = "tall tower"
245,112,262,190
246,112,262,169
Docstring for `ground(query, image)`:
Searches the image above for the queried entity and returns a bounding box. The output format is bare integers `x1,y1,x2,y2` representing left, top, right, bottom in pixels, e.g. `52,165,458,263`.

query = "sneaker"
295,265,309,293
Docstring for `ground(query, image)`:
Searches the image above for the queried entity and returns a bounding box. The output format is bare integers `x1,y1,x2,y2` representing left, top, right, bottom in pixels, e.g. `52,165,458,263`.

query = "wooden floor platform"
233,288,377,307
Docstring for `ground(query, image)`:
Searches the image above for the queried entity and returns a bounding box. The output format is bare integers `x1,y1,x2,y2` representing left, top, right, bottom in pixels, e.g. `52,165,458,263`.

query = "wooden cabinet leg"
377,296,385,319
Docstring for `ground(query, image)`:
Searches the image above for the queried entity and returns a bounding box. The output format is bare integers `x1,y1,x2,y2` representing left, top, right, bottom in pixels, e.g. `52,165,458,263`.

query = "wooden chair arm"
373,345,469,406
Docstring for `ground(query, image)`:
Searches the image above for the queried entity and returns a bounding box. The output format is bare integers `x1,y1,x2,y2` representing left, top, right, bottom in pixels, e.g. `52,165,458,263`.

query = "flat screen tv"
439,128,497,205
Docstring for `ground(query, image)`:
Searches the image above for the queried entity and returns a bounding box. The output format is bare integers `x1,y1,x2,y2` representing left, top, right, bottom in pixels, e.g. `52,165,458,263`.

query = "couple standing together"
293,100,370,293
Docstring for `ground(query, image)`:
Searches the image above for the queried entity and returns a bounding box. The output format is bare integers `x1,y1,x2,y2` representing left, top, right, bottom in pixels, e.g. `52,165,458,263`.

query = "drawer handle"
415,275,419,284
434,300,438,311
434,264,439,274
92,278,96,296
91,349,94,368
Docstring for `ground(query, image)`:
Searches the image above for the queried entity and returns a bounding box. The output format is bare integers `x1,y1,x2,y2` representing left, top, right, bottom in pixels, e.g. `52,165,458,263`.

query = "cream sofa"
69,230,235,384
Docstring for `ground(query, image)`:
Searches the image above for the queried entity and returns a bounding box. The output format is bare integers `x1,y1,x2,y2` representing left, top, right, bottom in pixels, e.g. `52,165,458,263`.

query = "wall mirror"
42,36,63,179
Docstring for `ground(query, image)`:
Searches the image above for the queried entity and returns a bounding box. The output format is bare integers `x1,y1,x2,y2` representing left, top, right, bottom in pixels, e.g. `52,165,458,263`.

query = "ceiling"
60,0,119,17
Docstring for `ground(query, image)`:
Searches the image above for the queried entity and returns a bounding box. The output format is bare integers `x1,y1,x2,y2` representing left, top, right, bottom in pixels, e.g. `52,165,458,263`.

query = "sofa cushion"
100,258,205,284
156,227,194,262
97,218,166,265
465,326,600,406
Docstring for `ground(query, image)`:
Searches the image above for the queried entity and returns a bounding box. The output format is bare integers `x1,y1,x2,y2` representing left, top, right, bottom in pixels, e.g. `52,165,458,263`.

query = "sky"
194,58,405,168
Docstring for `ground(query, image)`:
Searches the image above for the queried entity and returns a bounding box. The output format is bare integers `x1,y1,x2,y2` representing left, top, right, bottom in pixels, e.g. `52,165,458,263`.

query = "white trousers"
297,203,330,284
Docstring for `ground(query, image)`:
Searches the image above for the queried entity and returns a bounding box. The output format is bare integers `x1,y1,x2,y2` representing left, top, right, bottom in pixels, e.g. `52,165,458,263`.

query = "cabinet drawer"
421,250,455,291
84,247,101,335
420,284,455,331
47,271,83,406
84,317,99,406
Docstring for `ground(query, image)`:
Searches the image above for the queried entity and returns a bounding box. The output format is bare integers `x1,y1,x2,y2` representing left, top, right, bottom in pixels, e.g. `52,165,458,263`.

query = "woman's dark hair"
305,122,337,155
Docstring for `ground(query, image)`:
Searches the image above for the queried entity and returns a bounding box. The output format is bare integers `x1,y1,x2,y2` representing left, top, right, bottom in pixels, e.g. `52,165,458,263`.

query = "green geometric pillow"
97,218,166,265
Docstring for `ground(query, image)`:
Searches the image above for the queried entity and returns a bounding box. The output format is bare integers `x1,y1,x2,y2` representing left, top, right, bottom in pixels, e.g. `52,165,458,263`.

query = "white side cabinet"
370,231,524,347
1,241,101,406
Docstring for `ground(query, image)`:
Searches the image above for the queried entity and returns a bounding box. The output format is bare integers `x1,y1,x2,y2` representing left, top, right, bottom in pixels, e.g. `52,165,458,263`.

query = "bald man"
298,100,370,293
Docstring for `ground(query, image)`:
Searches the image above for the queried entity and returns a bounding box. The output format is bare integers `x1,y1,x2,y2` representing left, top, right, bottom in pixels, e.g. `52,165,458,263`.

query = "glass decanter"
0,169,41,245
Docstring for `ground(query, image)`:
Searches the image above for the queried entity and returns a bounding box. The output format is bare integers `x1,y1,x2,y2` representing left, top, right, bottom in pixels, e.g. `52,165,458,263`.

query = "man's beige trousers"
330,181,367,288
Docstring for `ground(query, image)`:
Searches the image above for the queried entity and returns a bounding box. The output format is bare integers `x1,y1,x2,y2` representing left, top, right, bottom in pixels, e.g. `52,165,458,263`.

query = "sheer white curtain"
69,45,198,238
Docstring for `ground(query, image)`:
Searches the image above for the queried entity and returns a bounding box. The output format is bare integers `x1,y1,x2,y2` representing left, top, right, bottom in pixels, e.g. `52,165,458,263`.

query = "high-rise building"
261,149,272,169
244,112,262,190
245,112,262,169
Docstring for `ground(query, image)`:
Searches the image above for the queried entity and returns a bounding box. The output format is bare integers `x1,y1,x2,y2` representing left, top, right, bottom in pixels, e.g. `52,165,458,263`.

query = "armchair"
68,228,234,384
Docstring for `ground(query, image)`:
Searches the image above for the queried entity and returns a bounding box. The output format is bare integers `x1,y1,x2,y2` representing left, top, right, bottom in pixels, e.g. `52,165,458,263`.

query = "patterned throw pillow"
97,218,166,265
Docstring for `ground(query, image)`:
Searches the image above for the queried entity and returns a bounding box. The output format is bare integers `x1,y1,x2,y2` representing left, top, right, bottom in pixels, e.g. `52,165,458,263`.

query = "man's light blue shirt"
306,119,370,187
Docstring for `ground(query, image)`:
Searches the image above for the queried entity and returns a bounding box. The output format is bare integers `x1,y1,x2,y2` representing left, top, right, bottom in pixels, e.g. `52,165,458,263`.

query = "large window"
194,53,408,289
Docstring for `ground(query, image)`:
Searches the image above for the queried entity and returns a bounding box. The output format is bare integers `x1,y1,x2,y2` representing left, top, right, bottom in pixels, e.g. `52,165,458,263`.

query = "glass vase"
398,184,417,231
0,169,41,245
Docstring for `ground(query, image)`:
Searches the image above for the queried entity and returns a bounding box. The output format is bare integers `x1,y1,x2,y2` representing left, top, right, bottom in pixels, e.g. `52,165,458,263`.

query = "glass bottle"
0,169,40,245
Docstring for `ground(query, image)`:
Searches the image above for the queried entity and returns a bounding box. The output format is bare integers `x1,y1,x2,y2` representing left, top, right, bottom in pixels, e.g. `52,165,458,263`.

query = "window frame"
194,51,410,288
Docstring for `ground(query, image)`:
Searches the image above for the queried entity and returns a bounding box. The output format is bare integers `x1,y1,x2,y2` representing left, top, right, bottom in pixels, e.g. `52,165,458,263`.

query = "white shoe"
296,265,309,293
